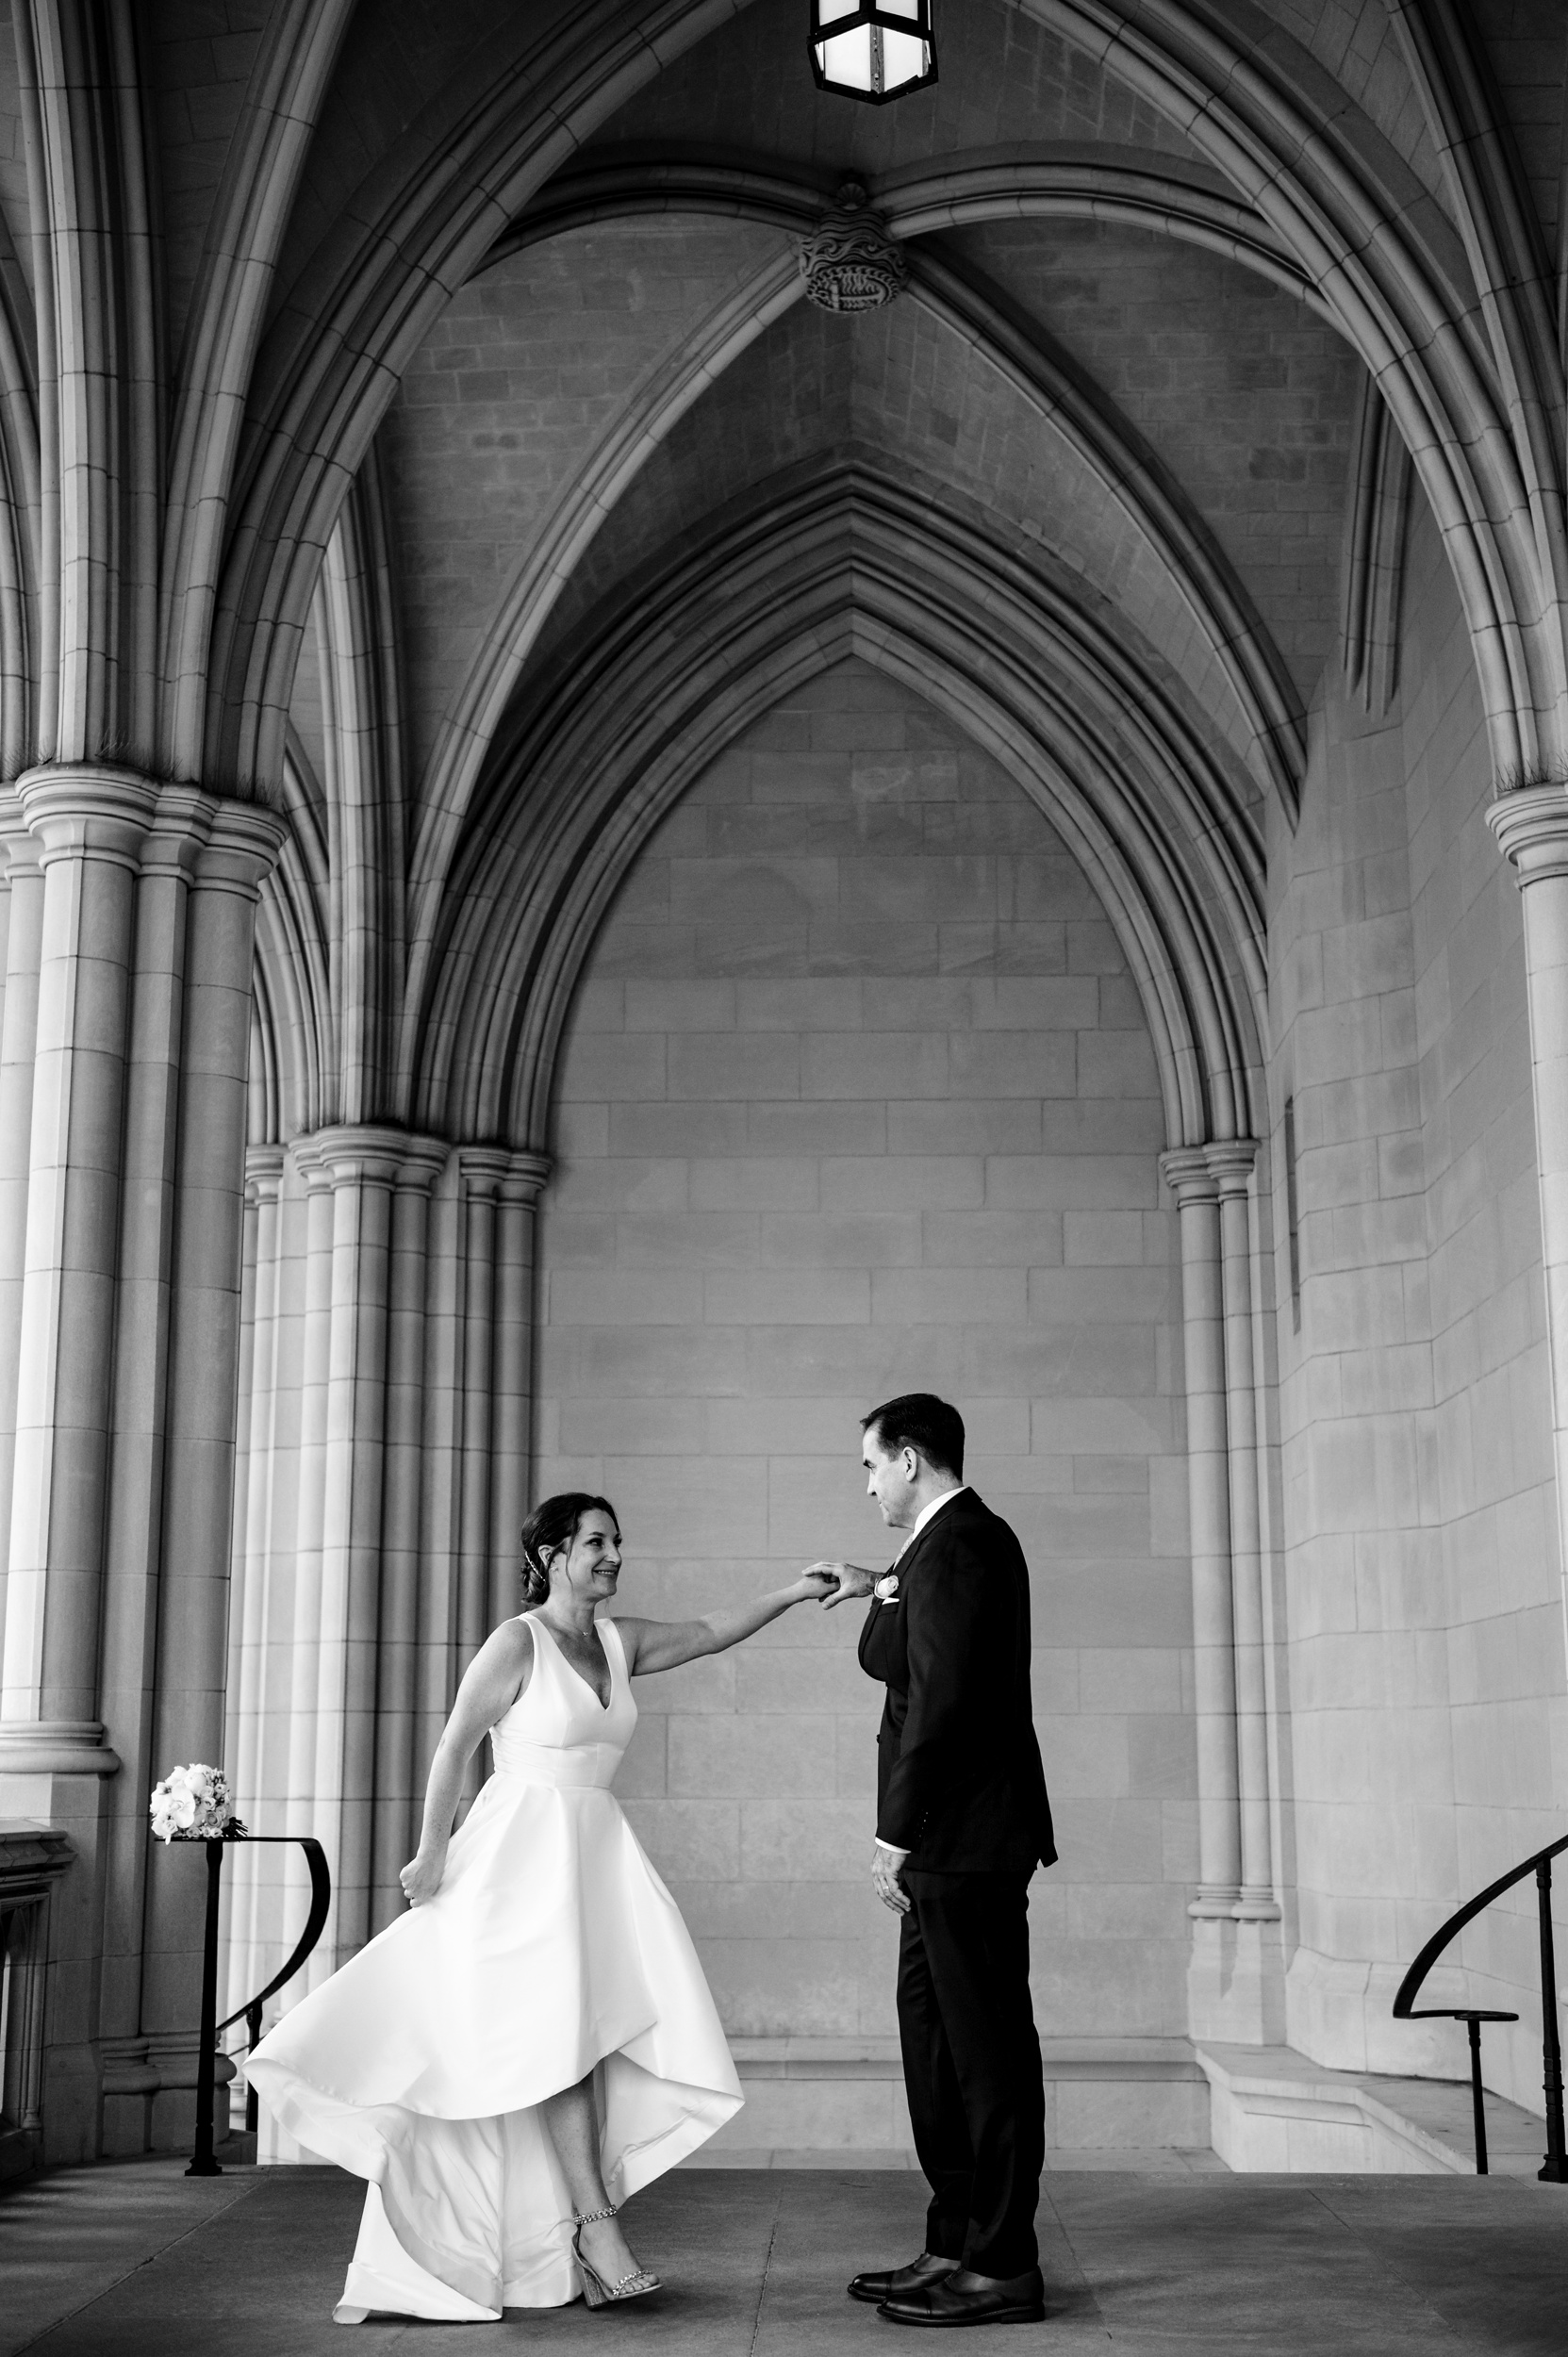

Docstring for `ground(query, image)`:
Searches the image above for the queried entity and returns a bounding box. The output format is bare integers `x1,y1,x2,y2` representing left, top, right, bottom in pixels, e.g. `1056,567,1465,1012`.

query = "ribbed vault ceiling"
193,0,1563,1154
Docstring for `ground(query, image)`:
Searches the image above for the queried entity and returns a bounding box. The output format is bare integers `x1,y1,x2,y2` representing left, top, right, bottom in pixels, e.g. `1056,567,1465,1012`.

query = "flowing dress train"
246,1613,742,2318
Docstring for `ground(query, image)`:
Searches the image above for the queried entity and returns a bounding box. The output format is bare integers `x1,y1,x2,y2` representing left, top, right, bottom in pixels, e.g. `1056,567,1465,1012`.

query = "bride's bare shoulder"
472,1614,535,1702
483,1614,534,1656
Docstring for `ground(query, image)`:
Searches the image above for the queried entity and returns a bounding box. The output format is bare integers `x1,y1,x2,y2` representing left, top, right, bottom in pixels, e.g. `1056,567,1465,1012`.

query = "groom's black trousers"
897,1868,1044,2280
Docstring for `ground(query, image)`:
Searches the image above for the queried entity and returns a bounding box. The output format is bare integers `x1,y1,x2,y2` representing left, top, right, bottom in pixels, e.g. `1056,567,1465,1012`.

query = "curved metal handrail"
1393,1831,1567,2180
1394,1832,1568,2017
215,1835,331,2035
175,1832,332,2175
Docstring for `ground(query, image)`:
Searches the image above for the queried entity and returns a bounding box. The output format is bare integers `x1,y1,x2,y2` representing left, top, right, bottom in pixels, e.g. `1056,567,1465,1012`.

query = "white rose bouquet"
149,1762,246,1844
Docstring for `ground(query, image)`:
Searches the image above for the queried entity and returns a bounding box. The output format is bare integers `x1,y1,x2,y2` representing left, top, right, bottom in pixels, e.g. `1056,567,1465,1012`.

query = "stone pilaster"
99,788,229,2151
281,1139,338,1999
1205,1141,1276,1921
0,802,44,1649
223,1146,285,2036
456,1148,511,1673
0,772,284,2158
369,1136,449,1935
138,803,287,2149
487,1152,552,1636
1164,1140,1286,2046
0,771,151,2158
1,769,156,1755
313,1124,420,1959
1489,784,1568,1664
1161,1148,1241,1914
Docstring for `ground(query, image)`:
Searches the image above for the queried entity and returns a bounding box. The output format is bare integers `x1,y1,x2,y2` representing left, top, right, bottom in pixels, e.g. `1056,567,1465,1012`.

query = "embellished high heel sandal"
572,2204,661,2307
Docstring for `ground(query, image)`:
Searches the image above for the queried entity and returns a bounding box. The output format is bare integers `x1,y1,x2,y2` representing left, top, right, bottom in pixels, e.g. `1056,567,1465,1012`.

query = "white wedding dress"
246,1613,742,2319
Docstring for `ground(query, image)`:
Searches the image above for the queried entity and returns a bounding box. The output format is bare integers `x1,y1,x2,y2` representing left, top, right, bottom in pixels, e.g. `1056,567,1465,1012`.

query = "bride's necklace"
541,1609,611,1706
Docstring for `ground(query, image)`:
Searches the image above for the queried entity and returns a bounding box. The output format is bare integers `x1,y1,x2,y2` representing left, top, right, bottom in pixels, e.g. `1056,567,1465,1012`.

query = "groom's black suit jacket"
858,1489,1055,1876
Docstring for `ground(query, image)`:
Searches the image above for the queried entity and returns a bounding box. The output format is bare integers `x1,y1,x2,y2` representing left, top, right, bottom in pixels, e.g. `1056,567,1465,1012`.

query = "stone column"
224,1146,285,2024
98,789,213,2149
1161,1148,1242,1916
456,1148,510,1668
414,1173,465,1810
0,769,156,1754
138,803,287,2146
487,1152,552,1634
0,803,44,1668
1490,786,1568,1669
311,1125,408,1961
1206,1141,1276,1920
227,1166,262,1728
370,1138,448,1936
283,1144,337,1990
0,767,154,2158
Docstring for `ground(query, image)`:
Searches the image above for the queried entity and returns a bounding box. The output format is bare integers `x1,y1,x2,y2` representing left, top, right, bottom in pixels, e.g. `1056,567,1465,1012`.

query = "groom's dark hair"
862,1393,965,1480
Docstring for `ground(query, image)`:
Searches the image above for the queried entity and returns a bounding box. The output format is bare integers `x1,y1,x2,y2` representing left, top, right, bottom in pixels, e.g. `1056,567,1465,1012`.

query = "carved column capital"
1203,1139,1259,1195
392,1136,452,1193
1488,783,1568,884
17,764,159,871
190,799,289,901
243,1143,286,1208
312,1123,421,1193
1160,1146,1219,1205
500,1149,552,1205
0,790,41,879
289,1134,330,1190
457,1144,517,1199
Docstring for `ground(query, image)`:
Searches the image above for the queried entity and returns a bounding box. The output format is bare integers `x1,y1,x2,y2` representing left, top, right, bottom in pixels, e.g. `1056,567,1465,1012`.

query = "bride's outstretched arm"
400,1621,533,1905
617,1569,843,1676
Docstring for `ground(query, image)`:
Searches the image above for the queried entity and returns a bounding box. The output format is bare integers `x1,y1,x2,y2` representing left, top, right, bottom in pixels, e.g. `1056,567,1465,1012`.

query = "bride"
247,1492,844,2321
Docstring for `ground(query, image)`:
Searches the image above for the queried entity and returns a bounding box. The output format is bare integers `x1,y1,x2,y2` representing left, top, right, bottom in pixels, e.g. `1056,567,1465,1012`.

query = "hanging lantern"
809,0,937,105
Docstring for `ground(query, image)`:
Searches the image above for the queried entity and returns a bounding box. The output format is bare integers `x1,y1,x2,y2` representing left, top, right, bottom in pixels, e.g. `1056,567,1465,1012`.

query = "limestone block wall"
535,657,1195,2048
1267,490,1568,2113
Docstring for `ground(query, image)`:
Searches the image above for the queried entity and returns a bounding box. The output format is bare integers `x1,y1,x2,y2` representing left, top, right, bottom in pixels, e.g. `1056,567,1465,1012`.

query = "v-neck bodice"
487,1612,636,1789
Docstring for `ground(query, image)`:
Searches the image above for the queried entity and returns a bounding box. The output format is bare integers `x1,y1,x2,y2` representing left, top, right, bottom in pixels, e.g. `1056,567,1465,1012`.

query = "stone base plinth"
1186,1913,1287,2046
700,2036,1212,2163
1198,2041,1553,2174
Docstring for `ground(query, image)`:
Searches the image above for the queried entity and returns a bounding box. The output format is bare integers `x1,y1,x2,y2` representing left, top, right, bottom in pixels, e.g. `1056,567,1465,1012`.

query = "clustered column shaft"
223,1132,552,2127
1490,786,1568,1673
1161,1142,1279,1927
0,765,285,2156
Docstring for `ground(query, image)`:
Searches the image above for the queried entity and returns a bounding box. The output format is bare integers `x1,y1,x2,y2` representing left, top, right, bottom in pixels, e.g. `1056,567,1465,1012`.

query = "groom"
822,1393,1055,2329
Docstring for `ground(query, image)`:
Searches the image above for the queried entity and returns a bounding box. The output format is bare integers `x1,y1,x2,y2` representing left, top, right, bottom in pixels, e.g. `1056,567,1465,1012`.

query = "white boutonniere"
873,1574,900,1605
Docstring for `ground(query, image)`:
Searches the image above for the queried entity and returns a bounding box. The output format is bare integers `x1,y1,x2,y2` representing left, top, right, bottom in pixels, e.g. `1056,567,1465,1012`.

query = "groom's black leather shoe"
877,2266,1047,2327
849,2253,957,2305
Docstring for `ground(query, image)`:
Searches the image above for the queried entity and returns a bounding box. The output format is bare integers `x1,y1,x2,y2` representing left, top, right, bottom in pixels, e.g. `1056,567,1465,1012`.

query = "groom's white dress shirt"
899,1482,968,1555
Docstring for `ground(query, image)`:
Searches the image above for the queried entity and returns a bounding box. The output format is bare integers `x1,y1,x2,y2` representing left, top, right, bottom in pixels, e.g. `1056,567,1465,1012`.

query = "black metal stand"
1537,1859,1566,2183
244,2001,263,2134
171,1832,332,2177
186,1839,225,2176
1464,2017,1489,2175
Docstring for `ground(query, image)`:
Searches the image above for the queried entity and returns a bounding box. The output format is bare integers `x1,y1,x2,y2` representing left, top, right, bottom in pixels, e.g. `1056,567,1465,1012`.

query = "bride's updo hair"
519,1492,620,1607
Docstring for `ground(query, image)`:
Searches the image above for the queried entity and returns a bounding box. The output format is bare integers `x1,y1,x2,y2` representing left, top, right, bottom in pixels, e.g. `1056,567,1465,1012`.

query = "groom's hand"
805,1560,876,1608
872,1840,911,1914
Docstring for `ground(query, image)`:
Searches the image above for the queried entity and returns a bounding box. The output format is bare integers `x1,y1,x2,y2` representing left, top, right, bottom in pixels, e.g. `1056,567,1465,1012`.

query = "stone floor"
3,2159,1565,2355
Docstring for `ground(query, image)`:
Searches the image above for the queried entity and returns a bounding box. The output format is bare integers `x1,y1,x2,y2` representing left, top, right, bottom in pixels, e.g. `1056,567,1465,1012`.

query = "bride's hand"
400,1848,446,1907
802,1561,876,1608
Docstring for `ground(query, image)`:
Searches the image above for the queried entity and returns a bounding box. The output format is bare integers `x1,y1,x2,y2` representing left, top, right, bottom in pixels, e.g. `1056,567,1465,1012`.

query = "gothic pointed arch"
408,466,1267,1161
